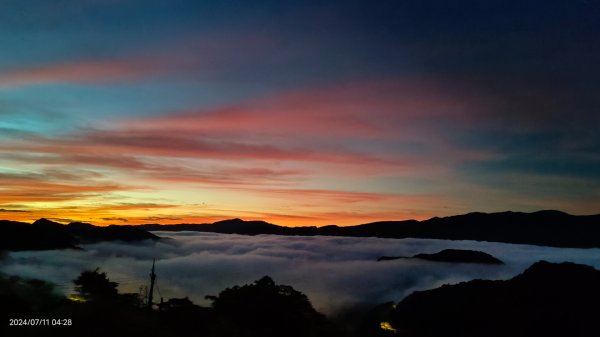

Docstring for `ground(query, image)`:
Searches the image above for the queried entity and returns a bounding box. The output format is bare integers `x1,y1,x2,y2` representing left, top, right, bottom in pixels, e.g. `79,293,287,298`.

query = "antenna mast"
147,258,156,310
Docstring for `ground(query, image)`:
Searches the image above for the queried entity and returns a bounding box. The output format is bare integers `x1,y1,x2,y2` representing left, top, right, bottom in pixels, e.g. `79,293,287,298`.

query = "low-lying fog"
2,232,600,315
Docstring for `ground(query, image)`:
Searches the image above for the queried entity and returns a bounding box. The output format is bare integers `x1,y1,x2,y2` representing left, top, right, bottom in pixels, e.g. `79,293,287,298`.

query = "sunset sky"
1,0,598,226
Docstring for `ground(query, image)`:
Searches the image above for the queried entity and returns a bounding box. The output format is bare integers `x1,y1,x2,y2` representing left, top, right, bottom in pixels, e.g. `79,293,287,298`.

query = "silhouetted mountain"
377,249,503,264
67,222,158,243
340,210,600,248
3,210,599,250
384,261,600,337
140,218,290,235
0,218,158,251
0,219,77,251
414,249,503,264
138,210,600,248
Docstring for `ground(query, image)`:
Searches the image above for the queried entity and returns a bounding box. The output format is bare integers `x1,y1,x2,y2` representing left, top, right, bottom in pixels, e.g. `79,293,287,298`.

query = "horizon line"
4,209,599,228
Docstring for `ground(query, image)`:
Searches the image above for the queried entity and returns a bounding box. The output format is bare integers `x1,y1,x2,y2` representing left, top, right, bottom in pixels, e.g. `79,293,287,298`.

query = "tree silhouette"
2,270,346,337
206,275,343,337
0,274,62,318
72,268,118,302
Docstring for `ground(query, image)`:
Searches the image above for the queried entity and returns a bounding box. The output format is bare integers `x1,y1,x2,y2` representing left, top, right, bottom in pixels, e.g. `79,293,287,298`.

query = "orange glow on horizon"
0,207,436,227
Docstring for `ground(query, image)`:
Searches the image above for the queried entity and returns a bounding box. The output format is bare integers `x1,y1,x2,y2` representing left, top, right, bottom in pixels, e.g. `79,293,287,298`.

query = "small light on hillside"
380,321,398,333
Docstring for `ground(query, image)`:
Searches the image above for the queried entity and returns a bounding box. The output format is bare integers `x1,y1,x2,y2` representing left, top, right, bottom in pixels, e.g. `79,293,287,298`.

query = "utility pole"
138,286,147,307
147,258,156,310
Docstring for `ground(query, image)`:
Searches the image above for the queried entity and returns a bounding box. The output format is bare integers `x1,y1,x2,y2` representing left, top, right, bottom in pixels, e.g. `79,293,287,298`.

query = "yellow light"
67,294,87,302
380,321,398,333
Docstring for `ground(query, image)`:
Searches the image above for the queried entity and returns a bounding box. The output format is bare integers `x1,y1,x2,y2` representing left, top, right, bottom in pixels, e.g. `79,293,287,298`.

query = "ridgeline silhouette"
377,249,504,264
139,210,600,248
0,218,158,251
2,210,600,251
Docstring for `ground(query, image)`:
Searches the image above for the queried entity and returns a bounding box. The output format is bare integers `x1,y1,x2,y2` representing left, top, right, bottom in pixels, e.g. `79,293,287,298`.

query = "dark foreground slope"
139,210,600,248
0,218,158,251
384,261,600,337
0,272,344,337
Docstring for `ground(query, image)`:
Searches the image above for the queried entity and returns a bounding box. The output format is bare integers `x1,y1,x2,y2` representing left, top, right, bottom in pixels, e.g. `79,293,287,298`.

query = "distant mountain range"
377,249,504,264
0,218,158,251
139,210,600,248
1,210,599,251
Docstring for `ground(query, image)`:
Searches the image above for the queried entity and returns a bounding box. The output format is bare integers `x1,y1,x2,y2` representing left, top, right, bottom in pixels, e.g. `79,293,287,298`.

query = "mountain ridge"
2,210,599,250
0,218,159,251
377,249,504,264
137,210,600,248
382,260,600,337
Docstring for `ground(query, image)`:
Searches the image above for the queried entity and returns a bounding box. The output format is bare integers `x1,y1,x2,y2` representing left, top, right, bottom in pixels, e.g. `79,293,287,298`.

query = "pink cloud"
0,76,503,198
0,58,160,87
0,28,285,88
0,172,128,203
1,128,400,168
240,188,447,212
247,188,416,203
0,75,502,222
122,78,481,139
102,78,499,167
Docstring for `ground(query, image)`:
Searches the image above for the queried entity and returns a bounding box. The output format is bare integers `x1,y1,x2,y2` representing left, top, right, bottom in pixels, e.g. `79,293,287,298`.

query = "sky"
0,0,598,226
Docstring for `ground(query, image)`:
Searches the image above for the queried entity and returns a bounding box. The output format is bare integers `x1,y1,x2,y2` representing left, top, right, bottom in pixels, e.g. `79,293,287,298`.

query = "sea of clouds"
2,232,600,316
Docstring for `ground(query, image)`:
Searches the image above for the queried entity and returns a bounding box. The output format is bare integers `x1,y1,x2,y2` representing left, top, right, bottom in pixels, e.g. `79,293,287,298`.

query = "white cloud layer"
2,232,600,315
